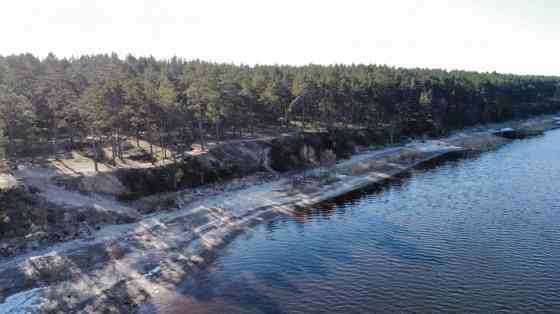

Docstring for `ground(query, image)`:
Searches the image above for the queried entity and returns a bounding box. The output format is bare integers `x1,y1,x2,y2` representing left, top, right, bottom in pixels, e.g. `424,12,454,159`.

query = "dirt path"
0,114,557,313
0,140,466,313
12,166,138,218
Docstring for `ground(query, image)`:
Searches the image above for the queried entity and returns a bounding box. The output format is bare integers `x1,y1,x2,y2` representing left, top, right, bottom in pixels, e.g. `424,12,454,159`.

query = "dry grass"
348,149,427,176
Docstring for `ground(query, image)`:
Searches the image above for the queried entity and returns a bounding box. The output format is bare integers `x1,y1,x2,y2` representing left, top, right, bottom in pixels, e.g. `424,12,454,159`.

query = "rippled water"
140,130,560,314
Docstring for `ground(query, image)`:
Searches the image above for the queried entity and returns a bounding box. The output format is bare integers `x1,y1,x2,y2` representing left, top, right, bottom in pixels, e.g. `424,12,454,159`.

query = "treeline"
0,53,559,164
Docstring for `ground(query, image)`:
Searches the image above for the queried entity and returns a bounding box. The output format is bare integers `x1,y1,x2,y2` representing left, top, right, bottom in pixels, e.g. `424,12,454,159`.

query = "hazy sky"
1,0,558,75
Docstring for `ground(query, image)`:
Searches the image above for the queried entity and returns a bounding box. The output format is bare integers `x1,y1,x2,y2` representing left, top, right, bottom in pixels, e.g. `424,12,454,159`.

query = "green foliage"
0,53,559,161
0,85,37,144
419,91,431,106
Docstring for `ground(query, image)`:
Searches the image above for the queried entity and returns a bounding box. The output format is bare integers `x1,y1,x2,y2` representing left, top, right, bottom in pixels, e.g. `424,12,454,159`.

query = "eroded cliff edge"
0,115,557,313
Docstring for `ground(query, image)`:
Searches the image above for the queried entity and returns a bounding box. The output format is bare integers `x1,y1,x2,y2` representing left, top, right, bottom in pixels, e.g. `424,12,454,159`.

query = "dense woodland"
1,53,559,167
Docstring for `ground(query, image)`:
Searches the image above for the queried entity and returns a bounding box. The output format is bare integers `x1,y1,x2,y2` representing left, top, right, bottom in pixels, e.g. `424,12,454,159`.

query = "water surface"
140,130,560,314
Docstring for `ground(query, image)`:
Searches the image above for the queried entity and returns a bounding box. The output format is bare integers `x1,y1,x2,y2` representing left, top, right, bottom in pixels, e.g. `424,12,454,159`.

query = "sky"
1,0,558,75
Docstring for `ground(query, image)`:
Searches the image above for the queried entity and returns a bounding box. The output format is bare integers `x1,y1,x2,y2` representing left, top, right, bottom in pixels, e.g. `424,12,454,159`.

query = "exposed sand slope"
0,141,465,313
12,166,138,218
0,114,557,313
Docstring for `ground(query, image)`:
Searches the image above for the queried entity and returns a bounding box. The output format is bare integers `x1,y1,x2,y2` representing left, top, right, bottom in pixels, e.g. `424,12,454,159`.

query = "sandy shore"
0,115,557,313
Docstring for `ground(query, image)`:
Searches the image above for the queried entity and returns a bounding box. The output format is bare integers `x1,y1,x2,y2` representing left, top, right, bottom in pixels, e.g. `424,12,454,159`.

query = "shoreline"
0,115,558,313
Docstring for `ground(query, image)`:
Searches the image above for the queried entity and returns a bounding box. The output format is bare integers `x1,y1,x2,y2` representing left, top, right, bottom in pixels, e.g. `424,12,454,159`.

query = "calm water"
140,130,560,314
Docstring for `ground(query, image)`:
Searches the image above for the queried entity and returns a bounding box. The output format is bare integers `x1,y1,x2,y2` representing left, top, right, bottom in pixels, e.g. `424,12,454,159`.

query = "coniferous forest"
1,53,559,163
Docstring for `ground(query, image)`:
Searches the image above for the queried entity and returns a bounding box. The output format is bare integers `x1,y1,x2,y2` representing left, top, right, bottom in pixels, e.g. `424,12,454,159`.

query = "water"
140,130,560,314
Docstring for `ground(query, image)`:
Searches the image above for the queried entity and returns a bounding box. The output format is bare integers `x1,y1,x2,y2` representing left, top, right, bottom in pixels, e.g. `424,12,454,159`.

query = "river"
138,129,560,314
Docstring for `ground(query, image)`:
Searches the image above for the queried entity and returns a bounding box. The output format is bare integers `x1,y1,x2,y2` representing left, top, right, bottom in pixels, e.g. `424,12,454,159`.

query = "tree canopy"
1,53,559,162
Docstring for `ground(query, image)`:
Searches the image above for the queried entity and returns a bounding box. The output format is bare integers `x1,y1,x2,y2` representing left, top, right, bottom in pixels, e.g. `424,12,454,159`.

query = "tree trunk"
198,114,205,150
52,122,58,159
160,130,166,161
182,126,190,150
283,103,288,127
116,129,123,159
302,97,306,132
215,120,220,143
148,127,154,162
92,137,99,172
136,129,141,148
111,131,117,164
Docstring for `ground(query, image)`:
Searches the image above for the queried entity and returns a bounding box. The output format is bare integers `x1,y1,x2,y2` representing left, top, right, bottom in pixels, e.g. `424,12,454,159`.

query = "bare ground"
0,142,466,313
0,114,558,313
